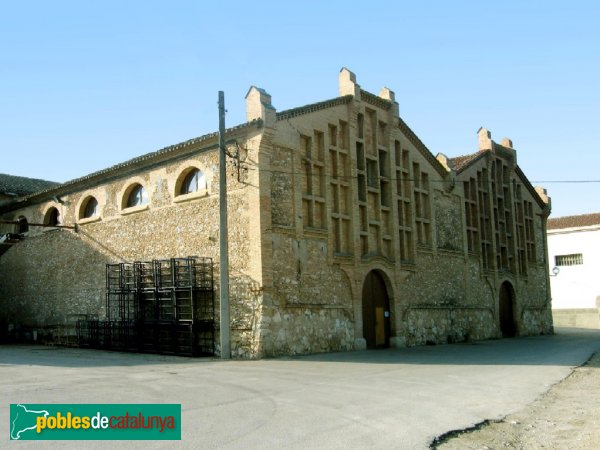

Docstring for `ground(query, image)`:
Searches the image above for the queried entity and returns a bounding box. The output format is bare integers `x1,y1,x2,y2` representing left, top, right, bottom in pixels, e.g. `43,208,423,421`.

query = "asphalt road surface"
2,327,599,449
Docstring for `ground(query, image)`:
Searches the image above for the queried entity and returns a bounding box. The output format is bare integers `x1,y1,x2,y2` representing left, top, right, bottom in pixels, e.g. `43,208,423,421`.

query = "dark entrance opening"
499,281,516,338
17,216,29,233
362,270,391,349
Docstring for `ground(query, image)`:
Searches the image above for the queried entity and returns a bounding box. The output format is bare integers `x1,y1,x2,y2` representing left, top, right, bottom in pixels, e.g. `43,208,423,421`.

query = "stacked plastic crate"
78,257,214,356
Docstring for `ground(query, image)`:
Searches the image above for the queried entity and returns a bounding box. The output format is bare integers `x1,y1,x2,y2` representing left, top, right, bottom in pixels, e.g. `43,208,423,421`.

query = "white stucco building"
548,213,600,328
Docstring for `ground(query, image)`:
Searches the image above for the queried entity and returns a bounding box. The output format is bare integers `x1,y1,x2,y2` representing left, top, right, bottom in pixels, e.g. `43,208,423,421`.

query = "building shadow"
0,345,214,368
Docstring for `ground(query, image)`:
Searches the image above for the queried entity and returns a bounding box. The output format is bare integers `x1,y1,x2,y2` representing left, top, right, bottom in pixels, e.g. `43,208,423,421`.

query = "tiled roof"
548,213,600,230
0,173,59,196
447,151,486,172
446,151,547,211
10,120,261,203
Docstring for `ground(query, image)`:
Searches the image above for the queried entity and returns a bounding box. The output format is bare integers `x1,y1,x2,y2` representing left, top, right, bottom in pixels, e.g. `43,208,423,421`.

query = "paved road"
2,328,600,449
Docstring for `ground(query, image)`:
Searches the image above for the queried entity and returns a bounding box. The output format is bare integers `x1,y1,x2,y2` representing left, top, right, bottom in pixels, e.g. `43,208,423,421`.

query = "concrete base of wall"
354,338,367,351
390,336,407,348
552,308,600,329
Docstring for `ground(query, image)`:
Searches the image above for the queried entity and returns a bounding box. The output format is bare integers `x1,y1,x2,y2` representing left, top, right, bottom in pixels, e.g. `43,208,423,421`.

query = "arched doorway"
17,216,29,233
499,281,517,338
362,270,391,349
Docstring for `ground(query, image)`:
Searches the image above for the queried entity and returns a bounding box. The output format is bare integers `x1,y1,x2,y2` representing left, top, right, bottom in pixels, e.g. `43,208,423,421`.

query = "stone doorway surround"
362,270,391,349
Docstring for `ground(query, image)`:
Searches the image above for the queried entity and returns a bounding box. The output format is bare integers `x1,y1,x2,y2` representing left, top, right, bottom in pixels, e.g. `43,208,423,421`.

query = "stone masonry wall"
517,265,554,336
260,81,553,356
262,234,355,355
434,191,463,252
0,229,108,343
0,137,265,357
398,252,496,346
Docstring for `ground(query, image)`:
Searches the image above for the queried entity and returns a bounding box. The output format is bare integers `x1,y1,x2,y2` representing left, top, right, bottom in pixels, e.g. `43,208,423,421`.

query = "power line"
529,180,600,184
239,165,600,185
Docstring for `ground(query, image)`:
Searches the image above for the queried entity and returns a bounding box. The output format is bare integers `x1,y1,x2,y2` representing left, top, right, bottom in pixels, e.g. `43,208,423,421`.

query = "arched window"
179,168,206,195
80,196,99,219
44,207,61,226
125,184,148,208
17,216,29,233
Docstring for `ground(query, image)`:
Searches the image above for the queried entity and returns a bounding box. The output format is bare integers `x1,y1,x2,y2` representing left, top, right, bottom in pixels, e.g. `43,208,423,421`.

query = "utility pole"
218,91,231,359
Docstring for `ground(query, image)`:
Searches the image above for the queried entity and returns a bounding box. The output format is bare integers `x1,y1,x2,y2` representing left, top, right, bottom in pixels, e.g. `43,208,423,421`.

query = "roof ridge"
549,212,600,219
548,212,600,229
447,151,486,172
276,95,353,121
359,89,392,110
397,118,448,176
13,119,261,202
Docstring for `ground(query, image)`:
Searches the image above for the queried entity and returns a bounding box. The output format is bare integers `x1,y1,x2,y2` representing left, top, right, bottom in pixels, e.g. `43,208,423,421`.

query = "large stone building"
1,174,59,256
547,213,600,328
0,69,553,357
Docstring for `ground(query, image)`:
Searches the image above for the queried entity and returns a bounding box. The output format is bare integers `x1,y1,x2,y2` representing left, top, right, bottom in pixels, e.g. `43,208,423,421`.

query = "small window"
125,184,148,208
179,168,206,195
17,216,29,233
44,207,61,226
81,196,99,219
366,160,378,187
555,254,583,266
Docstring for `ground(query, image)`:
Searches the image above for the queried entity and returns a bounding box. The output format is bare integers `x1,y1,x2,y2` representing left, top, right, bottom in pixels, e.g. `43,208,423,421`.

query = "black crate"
99,257,215,357
136,261,155,290
106,291,138,321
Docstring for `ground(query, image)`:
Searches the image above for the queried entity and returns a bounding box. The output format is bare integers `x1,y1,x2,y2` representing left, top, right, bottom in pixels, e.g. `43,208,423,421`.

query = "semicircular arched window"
44,207,61,226
80,196,99,219
179,168,206,195
124,183,148,208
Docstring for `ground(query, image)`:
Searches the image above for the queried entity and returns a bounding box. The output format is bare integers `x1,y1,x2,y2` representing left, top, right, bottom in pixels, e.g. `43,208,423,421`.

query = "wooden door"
362,271,390,349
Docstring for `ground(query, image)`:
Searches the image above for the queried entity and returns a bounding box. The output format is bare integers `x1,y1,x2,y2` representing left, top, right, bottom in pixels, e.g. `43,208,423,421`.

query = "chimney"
535,186,551,205
435,153,451,172
339,67,360,98
477,127,492,151
379,87,399,117
245,86,276,126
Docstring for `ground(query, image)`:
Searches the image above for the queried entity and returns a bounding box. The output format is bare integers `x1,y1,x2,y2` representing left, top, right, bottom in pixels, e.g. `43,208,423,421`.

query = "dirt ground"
434,352,600,449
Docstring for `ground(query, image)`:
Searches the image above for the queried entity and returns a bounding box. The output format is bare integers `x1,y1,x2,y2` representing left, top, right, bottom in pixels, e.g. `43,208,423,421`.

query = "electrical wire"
237,165,600,185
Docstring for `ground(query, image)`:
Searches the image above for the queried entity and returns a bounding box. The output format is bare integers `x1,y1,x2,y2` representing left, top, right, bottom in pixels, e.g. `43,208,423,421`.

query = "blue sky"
1,1,598,217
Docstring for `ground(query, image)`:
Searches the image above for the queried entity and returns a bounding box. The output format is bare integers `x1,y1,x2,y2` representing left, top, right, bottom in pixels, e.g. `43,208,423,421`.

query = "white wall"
548,226,600,309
